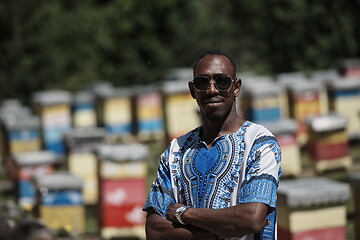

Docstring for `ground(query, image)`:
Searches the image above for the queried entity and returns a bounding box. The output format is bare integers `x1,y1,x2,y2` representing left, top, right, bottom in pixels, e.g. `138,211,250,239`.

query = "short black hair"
192,50,237,77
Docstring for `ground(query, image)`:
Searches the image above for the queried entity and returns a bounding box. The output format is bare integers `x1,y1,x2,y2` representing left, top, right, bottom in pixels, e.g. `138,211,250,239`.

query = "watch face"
175,206,188,225
177,206,186,213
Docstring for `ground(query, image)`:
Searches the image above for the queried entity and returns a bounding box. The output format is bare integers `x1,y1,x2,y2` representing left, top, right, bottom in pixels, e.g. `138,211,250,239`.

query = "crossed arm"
145,202,269,240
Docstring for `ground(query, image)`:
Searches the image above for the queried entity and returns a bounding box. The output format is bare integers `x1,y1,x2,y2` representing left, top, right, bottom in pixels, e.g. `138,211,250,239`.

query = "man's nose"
207,80,219,92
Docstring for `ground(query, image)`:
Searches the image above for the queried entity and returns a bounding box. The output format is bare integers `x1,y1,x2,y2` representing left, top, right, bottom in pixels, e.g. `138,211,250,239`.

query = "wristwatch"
175,206,191,225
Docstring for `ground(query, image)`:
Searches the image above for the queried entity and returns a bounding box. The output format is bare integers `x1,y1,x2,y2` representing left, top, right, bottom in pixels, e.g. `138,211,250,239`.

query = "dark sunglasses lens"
215,76,232,90
193,76,209,90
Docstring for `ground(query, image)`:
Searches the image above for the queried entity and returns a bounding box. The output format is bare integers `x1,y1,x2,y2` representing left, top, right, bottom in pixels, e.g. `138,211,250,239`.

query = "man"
143,50,281,240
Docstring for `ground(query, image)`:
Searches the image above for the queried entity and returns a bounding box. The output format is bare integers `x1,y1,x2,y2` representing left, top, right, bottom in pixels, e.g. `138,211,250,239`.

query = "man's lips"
204,97,225,104
203,98,225,106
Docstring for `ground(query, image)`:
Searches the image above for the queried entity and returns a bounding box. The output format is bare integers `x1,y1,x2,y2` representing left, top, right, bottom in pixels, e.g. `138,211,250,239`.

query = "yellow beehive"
64,127,106,205
40,205,85,232
162,79,200,142
96,143,148,180
132,85,164,142
32,90,72,155
72,90,97,128
263,119,301,177
327,78,360,139
33,172,85,234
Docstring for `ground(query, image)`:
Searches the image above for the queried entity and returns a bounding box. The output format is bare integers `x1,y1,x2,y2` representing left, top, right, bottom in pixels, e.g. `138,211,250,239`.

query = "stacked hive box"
132,86,164,142
348,173,360,240
96,143,148,240
286,81,327,145
162,80,200,142
64,127,106,205
72,90,97,128
0,100,31,129
32,90,72,155
12,151,57,207
309,69,339,83
33,172,85,234
327,78,360,139
263,119,301,177
94,87,133,142
241,81,286,123
277,178,350,240
0,100,31,175
305,113,351,173
1,115,42,179
0,99,31,119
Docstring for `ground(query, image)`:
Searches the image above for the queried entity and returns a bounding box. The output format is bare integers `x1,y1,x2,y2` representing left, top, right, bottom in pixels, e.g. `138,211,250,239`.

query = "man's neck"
200,112,244,146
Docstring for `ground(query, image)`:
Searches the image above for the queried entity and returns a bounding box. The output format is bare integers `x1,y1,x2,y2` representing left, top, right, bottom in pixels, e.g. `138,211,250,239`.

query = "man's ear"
234,78,242,97
188,81,196,99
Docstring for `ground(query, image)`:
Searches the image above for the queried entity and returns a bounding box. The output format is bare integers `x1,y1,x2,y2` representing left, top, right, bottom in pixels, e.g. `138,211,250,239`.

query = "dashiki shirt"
143,121,282,240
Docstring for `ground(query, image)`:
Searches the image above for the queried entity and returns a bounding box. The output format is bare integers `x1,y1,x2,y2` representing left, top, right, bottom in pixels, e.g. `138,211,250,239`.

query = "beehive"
132,85,164,142
33,172,85,233
277,178,350,240
305,113,351,173
327,78,360,139
32,90,72,155
162,79,200,142
72,90,97,128
95,143,148,240
12,151,57,207
263,119,301,177
64,127,106,205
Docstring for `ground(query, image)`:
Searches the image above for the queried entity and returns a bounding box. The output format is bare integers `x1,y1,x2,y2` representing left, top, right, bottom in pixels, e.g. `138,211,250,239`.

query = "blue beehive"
32,90,72,155
33,172,85,233
241,80,285,123
12,151,58,208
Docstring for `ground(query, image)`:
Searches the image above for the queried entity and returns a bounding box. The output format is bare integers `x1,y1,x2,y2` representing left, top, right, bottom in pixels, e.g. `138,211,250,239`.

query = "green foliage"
0,0,359,102
263,0,359,72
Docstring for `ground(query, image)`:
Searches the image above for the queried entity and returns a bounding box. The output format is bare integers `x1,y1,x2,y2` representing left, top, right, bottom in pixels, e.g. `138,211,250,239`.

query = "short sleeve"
238,130,282,208
143,147,176,218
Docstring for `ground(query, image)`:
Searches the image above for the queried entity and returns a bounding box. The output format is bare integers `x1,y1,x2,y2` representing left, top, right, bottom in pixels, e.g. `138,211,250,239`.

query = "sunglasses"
192,75,234,91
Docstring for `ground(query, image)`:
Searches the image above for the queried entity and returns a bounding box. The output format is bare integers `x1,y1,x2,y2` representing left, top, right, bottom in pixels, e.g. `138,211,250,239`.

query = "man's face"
189,54,240,121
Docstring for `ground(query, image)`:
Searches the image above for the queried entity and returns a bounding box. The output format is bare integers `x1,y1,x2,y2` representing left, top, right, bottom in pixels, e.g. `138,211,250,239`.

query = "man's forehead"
195,55,234,75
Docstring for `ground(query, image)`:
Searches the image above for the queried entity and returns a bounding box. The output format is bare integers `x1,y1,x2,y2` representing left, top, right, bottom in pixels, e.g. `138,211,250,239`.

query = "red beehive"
101,178,146,227
95,143,149,240
305,113,351,173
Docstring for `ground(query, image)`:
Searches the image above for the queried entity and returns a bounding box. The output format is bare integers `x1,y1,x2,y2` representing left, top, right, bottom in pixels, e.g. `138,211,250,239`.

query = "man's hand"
166,202,269,239
146,208,217,240
166,203,186,224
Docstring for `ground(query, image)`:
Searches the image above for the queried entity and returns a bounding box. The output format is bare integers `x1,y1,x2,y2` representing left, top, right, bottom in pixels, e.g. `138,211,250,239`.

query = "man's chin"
205,112,226,121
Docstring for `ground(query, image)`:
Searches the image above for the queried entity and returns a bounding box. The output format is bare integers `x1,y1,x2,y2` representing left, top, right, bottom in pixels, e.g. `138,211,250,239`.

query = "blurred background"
0,0,360,240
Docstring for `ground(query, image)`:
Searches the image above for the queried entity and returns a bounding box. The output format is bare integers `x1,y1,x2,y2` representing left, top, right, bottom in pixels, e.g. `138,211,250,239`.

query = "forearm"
145,208,215,240
168,203,269,239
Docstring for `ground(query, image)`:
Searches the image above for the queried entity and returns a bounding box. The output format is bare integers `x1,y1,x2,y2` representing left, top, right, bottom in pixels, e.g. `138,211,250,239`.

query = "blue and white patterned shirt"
143,121,282,240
